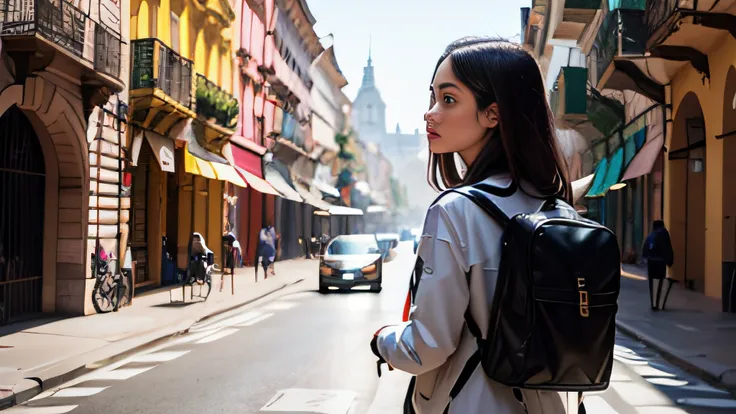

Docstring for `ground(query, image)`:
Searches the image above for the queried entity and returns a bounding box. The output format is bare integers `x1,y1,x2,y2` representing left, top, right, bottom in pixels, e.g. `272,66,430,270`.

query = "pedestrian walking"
369,37,619,414
642,220,674,310
255,224,277,281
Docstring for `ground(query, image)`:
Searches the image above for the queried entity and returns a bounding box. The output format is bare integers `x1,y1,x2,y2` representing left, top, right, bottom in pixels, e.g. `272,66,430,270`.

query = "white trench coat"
375,175,578,414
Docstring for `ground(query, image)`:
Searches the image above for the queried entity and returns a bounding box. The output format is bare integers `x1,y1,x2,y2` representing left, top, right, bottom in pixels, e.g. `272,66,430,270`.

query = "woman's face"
425,57,498,165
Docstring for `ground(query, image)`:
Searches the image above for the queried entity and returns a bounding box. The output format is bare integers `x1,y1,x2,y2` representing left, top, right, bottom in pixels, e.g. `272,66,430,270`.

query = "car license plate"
342,273,354,280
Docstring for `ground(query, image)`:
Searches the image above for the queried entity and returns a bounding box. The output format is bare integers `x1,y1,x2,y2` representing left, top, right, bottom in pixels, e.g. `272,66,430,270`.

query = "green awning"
586,158,609,198
586,147,625,198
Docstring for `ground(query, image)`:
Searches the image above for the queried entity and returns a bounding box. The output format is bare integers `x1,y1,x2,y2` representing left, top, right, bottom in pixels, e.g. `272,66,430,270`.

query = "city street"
5,243,736,414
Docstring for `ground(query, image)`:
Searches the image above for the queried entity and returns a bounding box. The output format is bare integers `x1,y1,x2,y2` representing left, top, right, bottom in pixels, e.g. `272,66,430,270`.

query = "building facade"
522,0,736,310
1,0,128,322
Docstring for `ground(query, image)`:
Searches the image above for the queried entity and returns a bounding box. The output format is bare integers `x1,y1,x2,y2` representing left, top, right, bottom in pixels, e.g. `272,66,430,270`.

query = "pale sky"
307,0,528,134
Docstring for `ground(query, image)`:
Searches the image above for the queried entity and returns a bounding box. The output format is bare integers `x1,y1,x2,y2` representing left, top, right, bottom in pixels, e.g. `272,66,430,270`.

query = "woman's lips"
426,127,441,140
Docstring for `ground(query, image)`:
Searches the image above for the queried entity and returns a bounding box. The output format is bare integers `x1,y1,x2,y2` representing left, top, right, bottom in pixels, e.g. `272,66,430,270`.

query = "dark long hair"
427,37,571,203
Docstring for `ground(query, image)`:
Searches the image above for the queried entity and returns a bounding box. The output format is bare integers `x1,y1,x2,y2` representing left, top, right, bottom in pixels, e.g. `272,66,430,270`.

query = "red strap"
402,290,411,322
374,325,393,336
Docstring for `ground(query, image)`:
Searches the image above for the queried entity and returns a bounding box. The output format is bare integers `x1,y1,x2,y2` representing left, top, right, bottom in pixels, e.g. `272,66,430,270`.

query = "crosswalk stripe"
582,396,620,413
614,354,648,366
129,350,190,363
85,366,157,381
262,301,296,311
236,313,273,327
195,328,239,344
52,387,108,398
7,405,79,413
200,311,263,331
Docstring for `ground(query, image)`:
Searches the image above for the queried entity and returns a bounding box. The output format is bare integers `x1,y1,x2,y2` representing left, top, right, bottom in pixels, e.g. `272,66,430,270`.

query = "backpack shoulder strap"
449,186,511,227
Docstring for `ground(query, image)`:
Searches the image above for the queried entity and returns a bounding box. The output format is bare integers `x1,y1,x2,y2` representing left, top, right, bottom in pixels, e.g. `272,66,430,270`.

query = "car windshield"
327,236,378,255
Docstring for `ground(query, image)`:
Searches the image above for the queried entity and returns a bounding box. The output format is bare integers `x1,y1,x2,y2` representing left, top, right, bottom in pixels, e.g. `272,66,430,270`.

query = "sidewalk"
617,264,736,389
0,258,314,409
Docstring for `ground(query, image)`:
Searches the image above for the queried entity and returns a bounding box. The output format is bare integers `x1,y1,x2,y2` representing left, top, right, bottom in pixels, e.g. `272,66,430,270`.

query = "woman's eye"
443,96,456,104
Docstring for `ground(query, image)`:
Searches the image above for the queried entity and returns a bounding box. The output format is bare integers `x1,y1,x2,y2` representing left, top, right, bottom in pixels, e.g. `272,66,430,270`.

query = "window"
170,12,180,52
150,4,158,38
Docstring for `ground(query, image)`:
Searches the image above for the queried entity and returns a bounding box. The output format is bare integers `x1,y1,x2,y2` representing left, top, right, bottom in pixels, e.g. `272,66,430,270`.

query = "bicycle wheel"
199,273,212,300
92,275,119,313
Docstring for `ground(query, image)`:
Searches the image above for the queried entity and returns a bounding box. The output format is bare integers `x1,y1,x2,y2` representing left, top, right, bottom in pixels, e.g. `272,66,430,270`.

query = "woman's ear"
479,103,499,129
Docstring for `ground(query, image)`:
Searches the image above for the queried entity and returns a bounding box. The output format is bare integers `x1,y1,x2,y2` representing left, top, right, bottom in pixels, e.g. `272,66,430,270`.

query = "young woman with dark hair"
370,37,576,413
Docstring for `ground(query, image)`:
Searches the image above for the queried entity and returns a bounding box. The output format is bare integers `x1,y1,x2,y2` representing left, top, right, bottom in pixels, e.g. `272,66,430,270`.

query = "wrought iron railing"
0,0,122,78
94,22,121,78
645,0,680,41
590,9,647,86
195,74,239,129
0,0,86,58
131,38,193,108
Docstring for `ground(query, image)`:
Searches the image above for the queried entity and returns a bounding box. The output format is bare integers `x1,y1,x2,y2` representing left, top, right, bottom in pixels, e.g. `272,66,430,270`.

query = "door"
130,144,151,286
0,106,45,326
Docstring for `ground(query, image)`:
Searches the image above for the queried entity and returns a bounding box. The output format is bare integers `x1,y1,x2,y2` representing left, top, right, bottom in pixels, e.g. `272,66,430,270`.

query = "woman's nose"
424,104,440,122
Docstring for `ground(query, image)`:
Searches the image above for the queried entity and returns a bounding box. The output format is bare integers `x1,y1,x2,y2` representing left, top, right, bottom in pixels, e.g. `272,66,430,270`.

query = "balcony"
588,9,666,102
550,66,588,121
553,0,602,41
643,0,736,84
129,38,195,135
0,0,124,91
194,74,238,151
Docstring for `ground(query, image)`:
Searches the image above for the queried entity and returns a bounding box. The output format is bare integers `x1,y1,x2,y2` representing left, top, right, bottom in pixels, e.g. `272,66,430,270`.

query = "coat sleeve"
374,203,469,375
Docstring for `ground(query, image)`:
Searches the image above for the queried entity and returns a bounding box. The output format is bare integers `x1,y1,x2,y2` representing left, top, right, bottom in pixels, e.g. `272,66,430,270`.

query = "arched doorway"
0,105,46,324
669,92,707,291
721,67,736,309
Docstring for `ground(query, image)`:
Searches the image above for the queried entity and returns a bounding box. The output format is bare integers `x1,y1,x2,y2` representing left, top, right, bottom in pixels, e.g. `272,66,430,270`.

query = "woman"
370,38,578,413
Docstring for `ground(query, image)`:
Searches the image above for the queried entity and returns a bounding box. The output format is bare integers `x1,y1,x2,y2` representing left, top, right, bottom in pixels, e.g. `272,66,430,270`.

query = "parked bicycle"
170,232,214,302
91,246,127,313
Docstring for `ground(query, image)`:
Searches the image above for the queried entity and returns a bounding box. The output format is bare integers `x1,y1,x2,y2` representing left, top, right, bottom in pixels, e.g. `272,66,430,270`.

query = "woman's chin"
428,141,450,154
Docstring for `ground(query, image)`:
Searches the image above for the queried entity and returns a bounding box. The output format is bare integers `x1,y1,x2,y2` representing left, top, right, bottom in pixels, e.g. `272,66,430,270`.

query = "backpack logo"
577,278,589,318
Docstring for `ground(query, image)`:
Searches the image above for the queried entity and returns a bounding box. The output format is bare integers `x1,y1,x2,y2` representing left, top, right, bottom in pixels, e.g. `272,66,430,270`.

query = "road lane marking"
52,387,108,398
612,382,673,406
204,311,263,330
646,378,689,387
678,384,732,394
129,350,190,363
261,388,356,414
6,406,79,413
614,355,649,366
580,396,619,414
236,313,273,327
195,328,239,344
263,301,297,311
631,365,677,378
85,366,157,381
634,407,689,413
676,397,736,408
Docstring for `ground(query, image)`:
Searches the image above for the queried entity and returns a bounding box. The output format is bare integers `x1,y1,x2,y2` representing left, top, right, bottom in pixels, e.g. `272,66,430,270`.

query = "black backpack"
438,182,621,408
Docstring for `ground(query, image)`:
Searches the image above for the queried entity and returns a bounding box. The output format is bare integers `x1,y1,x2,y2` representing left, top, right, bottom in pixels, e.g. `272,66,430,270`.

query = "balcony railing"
591,8,647,86
0,0,123,79
645,0,677,41
94,23,121,78
1,0,86,59
195,74,238,130
131,38,193,108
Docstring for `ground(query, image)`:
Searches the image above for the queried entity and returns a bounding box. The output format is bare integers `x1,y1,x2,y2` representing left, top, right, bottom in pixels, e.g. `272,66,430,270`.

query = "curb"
616,319,736,391
0,277,305,411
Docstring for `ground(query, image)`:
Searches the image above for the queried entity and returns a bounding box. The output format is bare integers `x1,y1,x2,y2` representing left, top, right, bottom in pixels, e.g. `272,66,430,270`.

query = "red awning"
231,142,265,177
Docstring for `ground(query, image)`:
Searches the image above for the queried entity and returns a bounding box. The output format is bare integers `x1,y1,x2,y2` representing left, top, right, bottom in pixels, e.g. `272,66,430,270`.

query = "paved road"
6,242,736,413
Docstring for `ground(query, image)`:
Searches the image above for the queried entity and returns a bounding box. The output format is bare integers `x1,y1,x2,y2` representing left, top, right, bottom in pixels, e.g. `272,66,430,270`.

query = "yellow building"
591,0,736,304
127,0,245,289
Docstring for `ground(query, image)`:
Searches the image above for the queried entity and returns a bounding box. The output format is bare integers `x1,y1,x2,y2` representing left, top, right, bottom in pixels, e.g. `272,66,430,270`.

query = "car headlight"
361,263,377,274
319,265,332,276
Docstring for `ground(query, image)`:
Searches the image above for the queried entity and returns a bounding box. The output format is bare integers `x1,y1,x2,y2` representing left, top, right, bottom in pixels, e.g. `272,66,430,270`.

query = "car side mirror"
390,239,399,249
